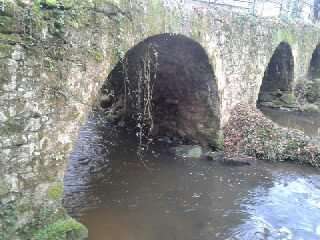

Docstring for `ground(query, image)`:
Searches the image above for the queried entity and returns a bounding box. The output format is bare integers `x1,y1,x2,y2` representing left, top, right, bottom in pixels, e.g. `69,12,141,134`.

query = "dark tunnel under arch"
99,33,221,149
257,42,294,107
309,43,320,80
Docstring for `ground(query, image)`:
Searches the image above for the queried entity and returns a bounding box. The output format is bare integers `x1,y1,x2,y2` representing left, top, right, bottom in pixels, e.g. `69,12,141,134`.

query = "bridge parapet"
183,0,317,23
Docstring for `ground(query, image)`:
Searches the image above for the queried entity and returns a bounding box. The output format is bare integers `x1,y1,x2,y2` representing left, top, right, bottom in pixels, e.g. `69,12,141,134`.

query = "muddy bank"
224,104,320,167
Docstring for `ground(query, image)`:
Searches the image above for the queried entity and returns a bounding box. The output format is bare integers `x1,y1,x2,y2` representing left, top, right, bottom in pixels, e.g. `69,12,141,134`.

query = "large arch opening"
257,42,294,108
99,33,221,149
63,34,222,232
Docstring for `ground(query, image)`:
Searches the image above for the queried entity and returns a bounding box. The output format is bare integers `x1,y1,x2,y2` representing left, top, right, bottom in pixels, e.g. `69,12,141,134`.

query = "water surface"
260,106,320,138
64,110,320,240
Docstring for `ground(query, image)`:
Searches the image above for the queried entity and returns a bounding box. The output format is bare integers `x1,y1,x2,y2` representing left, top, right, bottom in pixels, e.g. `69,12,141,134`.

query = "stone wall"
0,0,320,238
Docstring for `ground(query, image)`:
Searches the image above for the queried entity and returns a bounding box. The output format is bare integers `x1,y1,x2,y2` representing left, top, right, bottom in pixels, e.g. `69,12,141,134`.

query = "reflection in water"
232,175,320,239
64,111,320,240
260,106,320,138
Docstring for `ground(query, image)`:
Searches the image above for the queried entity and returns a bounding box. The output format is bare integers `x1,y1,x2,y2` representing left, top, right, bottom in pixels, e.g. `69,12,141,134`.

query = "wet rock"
305,80,320,103
173,145,203,158
117,120,125,127
204,151,224,161
204,151,253,166
100,94,114,109
158,136,173,144
258,92,274,102
279,92,295,105
0,178,9,196
221,156,254,166
258,101,276,108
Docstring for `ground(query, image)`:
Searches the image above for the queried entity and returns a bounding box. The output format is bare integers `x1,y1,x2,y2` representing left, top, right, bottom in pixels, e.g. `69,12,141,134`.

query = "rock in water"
221,156,253,166
173,145,203,158
204,151,224,161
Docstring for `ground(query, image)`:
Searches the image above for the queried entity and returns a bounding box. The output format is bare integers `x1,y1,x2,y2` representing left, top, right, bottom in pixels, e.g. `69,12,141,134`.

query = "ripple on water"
231,175,320,240
64,110,320,240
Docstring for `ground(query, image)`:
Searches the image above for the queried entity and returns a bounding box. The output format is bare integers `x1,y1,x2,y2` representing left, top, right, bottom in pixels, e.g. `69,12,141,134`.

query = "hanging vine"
135,44,158,161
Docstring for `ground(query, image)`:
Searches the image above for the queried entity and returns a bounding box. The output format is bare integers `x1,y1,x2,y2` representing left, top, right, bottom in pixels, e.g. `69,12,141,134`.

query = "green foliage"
33,218,87,240
1,197,88,240
274,29,297,46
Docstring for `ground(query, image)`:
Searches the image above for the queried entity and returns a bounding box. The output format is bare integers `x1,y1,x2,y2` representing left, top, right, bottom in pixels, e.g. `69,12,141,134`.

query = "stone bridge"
1,0,320,238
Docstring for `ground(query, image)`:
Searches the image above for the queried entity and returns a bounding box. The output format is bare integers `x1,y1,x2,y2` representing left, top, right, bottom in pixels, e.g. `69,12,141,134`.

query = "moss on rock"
40,0,58,9
0,16,17,34
47,183,63,200
1,196,88,240
33,218,87,240
305,80,320,103
0,32,21,43
0,44,13,58
89,48,104,62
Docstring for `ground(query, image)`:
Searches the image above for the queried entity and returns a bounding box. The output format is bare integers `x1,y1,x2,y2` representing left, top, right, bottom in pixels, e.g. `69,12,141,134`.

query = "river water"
260,106,320,138
63,109,320,240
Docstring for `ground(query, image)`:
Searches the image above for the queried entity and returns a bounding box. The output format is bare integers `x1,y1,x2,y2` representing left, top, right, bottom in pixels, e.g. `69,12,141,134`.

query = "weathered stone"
0,1,18,17
221,156,253,166
0,178,9,196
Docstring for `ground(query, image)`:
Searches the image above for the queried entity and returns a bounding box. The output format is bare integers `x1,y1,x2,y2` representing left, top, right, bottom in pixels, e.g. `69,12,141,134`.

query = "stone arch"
99,33,221,149
63,34,222,218
257,42,294,106
309,43,320,79
315,0,320,21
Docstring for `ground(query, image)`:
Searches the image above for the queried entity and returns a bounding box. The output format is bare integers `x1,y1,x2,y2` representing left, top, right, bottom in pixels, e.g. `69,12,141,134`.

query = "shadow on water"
64,110,320,240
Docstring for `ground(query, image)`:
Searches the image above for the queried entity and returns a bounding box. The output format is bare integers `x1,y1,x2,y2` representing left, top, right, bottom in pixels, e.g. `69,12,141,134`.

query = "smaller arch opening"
257,42,294,108
302,44,320,106
309,44,320,80
314,0,320,21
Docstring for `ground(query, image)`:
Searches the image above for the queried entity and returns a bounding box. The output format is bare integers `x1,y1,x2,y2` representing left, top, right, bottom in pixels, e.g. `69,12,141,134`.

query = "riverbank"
224,104,320,167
